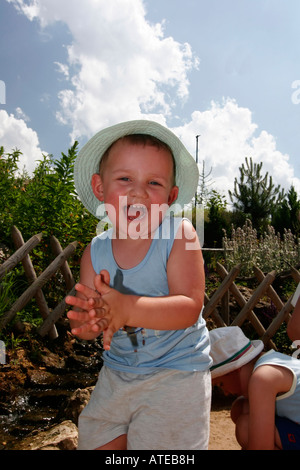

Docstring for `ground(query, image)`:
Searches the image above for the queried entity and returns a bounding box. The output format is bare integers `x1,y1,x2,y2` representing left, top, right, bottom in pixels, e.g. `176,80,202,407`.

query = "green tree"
272,185,300,237
204,190,229,247
0,147,28,243
196,160,213,206
228,157,284,234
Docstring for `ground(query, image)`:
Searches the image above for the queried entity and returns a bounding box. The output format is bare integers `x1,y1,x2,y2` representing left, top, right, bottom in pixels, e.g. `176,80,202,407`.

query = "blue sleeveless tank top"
254,350,300,424
90,216,211,374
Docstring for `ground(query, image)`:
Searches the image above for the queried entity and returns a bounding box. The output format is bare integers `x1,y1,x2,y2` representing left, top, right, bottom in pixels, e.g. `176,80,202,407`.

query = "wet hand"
66,283,109,337
94,270,130,350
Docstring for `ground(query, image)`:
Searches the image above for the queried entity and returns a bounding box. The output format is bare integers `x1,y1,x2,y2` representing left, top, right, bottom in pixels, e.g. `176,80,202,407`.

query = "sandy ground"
209,391,241,451
209,409,240,450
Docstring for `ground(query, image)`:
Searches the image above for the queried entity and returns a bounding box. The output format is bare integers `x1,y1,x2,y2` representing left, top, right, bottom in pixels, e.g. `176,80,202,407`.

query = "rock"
12,420,78,450
27,369,60,388
40,348,66,369
58,387,94,425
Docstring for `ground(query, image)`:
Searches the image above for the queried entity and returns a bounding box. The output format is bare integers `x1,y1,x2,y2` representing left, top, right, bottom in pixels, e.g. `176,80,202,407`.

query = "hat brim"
211,340,264,379
74,120,199,219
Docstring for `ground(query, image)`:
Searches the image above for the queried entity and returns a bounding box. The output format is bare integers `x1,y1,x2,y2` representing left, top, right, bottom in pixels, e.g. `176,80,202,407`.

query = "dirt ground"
209,391,241,450
209,409,240,450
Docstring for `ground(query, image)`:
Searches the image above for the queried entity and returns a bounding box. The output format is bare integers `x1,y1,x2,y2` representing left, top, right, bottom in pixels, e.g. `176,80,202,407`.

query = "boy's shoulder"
252,350,299,389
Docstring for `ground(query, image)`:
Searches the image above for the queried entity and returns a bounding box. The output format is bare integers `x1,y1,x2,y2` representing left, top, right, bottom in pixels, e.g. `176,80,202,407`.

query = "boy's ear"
91,173,104,201
168,185,179,206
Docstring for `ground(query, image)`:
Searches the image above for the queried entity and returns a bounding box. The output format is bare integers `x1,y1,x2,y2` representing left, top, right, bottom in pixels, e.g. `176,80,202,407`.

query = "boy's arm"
247,364,294,450
128,219,205,329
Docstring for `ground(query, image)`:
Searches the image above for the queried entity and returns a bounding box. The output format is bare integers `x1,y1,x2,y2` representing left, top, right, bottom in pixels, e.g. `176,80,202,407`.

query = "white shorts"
78,365,211,450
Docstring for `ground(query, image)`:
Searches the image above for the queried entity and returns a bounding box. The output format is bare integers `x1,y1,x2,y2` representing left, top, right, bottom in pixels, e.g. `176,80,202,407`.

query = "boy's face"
212,369,242,396
92,139,179,238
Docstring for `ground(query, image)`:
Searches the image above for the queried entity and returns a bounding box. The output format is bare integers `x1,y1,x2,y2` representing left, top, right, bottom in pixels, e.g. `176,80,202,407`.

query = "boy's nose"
129,183,148,199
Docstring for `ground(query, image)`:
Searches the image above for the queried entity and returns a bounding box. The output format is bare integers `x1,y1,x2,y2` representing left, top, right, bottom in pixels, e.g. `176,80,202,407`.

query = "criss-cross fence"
203,262,300,349
0,227,299,348
0,226,77,339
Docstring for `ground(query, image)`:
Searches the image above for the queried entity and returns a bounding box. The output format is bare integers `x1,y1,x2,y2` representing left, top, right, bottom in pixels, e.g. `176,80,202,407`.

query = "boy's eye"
119,177,130,182
149,181,161,186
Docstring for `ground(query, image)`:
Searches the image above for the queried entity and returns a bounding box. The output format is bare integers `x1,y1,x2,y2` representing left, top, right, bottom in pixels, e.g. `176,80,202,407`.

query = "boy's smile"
126,204,147,222
92,139,179,238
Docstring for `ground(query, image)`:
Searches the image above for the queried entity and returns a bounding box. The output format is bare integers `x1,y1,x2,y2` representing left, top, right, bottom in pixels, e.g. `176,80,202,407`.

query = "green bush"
223,219,300,276
0,143,99,333
0,143,98,266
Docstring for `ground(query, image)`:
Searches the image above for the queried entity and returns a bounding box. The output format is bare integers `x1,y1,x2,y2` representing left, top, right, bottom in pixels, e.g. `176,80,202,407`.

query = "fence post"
203,265,240,321
216,263,276,349
262,296,294,345
37,286,76,337
11,226,58,340
253,266,284,312
0,230,43,280
231,271,276,327
204,293,227,327
50,236,75,290
0,242,78,330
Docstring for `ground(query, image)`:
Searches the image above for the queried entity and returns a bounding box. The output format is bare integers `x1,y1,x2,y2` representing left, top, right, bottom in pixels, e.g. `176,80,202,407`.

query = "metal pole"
194,135,200,206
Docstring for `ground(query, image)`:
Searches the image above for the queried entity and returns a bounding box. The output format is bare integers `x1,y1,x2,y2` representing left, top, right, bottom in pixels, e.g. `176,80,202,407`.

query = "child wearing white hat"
66,120,211,450
210,326,300,450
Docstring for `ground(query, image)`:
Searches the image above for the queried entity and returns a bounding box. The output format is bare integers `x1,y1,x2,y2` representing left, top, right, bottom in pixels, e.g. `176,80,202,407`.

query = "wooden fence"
0,226,77,339
203,262,300,349
0,227,299,348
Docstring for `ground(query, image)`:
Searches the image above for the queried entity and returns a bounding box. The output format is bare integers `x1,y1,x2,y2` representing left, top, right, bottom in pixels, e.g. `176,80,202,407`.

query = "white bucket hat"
74,120,199,219
209,327,264,379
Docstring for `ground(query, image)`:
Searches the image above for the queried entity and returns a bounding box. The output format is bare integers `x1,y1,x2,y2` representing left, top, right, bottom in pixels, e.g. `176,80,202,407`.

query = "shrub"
223,219,300,276
0,143,99,333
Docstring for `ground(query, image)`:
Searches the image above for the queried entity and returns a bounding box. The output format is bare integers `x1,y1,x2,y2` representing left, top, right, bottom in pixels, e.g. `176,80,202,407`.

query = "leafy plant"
223,219,300,276
229,157,284,234
0,143,100,338
0,143,98,272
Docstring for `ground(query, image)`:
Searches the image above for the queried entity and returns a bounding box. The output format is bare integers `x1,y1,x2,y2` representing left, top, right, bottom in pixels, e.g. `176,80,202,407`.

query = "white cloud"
15,107,30,122
0,110,44,174
8,0,198,142
6,0,300,200
173,99,300,200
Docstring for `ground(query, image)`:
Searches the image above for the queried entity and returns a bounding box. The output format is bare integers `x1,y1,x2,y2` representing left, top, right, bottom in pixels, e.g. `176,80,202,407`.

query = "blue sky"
1,0,300,200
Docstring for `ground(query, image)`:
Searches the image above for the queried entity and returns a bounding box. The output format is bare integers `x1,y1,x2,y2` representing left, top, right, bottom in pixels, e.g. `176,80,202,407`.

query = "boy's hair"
99,134,176,185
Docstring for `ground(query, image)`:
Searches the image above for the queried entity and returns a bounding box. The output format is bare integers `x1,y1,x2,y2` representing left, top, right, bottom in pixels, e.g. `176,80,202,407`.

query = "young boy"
210,326,300,450
66,120,212,450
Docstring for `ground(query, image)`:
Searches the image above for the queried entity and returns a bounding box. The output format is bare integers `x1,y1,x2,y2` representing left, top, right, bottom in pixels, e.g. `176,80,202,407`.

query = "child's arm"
66,244,109,341
247,364,294,450
86,220,205,349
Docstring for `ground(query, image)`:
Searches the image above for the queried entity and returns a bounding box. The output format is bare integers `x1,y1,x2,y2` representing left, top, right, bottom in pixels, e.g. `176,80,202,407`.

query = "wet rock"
0,321,102,449
19,409,57,425
39,348,66,370
27,369,59,388
12,420,78,450
59,387,94,425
